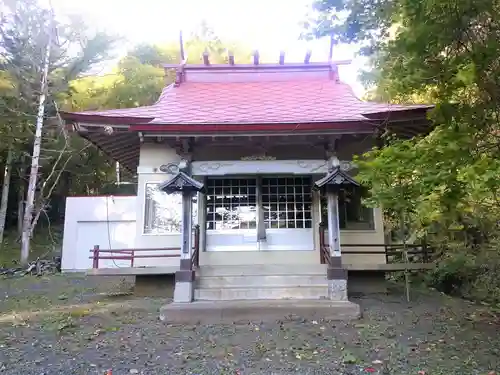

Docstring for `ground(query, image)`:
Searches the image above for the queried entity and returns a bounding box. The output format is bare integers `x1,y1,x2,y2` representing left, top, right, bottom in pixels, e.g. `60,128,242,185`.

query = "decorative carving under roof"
158,171,205,194
314,166,360,191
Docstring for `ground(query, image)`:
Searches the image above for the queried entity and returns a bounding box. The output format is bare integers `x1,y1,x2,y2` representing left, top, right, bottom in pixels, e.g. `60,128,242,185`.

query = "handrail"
91,226,202,270
191,225,200,269
90,247,181,269
317,222,433,265
318,222,331,265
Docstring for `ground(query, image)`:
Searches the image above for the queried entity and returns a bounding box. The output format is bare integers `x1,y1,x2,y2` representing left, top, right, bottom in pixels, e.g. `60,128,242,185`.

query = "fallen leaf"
342,352,357,364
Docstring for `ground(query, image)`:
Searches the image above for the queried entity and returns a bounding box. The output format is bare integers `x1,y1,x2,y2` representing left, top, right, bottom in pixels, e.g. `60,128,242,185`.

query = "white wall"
62,193,184,271
62,196,137,271
136,143,182,251
134,142,387,266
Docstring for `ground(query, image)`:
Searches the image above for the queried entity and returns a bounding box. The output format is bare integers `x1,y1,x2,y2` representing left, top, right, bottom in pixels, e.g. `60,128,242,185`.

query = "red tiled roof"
61,64,431,127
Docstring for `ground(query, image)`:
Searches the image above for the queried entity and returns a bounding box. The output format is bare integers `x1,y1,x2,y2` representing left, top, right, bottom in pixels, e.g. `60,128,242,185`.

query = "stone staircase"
194,264,330,301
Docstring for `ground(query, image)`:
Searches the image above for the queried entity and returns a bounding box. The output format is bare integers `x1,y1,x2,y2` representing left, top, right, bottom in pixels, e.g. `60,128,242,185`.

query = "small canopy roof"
314,166,360,191
157,171,205,195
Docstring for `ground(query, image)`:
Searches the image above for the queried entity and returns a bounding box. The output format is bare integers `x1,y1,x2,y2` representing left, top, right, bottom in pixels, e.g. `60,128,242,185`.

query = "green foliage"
0,0,119,199
0,7,254,247
309,0,500,302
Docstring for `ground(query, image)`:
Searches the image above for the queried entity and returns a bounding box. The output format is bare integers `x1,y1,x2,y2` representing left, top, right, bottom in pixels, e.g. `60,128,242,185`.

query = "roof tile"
65,75,430,125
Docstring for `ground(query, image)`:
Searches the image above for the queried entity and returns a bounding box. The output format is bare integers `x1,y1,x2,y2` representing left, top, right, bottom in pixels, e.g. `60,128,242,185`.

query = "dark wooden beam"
163,61,352,70
304,50,312,64
179,30,185,61
253,50,259,65
202,50,210,66
279,51,285,65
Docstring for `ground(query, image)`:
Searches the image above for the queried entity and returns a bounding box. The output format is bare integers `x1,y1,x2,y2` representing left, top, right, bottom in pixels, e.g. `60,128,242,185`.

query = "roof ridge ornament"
279,51,285,65
174,30,187,87
329,64,340,83
202,49,210,66
174,61,186,87
304,50,312,64
253,50,259,65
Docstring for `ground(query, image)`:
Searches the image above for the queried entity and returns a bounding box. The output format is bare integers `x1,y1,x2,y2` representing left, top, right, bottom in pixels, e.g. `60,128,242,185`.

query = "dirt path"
0,274,498,374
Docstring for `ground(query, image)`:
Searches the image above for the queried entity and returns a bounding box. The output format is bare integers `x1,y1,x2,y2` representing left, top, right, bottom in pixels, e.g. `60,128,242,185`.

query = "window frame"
204,175,314,233
261,176,313,230
205,176,258,232
142,181,198,236
319,189,375,231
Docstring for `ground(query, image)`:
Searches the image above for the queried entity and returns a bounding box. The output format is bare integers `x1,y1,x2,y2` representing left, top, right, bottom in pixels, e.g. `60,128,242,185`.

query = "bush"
425,243,500,304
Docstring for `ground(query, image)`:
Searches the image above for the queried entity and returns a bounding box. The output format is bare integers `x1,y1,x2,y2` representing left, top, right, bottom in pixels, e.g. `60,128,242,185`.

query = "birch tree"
0,0,115,263
0,149,13,249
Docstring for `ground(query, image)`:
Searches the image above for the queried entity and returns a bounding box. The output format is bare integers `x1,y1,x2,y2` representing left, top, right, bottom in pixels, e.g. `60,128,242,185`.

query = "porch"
87,223,434,276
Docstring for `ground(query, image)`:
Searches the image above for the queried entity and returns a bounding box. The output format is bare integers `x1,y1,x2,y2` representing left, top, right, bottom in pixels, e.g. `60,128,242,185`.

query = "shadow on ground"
0,274,498,374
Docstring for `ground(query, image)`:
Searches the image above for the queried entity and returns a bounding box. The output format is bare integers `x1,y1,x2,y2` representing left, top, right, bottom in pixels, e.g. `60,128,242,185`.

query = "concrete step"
160,299,361,323
197,274,328,288
160,300,361,324
197,264,327,277
195,285,329,301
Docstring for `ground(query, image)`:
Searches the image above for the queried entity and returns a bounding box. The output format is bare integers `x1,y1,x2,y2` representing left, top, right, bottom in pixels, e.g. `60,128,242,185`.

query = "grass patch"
39,312,79,334
0,227,63,267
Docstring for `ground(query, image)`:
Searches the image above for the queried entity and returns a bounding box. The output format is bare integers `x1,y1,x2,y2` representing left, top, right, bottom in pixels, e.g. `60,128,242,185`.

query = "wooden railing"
191,225,200,269
318,223,434,265
90,225,202,269
90,247,181,269
319,222,331,265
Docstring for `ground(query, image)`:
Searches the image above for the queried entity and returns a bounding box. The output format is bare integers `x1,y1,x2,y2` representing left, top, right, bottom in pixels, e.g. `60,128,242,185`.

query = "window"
262,177,312,229
321,189,374,230
206,178,257,230
144,183,198,234
205,176,313,231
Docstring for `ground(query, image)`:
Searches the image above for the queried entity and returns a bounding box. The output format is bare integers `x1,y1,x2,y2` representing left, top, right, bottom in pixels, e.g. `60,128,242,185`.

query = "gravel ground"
0,274,499,375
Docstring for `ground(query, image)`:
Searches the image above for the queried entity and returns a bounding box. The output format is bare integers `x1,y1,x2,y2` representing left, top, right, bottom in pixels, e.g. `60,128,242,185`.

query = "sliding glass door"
205,176,314,251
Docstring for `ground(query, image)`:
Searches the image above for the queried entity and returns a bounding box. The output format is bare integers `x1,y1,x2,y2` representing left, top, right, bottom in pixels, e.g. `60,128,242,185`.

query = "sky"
51,0,366,95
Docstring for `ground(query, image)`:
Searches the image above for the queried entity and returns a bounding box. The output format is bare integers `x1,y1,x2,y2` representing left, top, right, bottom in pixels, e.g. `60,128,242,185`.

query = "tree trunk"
0,149,13,250
17,179,25,236
20,18,52,264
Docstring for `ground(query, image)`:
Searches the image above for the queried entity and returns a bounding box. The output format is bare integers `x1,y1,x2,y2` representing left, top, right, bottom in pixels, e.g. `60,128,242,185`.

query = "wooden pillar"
181,190,193,258
326,189,347,300
174,190,195,303
159,169,204,304
326,191,341,258
313,155,352,300
327,155,342,261
256,176,266,245
198,179,207,253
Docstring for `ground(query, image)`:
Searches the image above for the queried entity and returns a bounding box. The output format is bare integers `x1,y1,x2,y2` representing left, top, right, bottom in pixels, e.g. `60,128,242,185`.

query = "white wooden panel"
62,196,183,271
206,231,258,251
75,221,135,270
260,229,314,251
62,196,137,271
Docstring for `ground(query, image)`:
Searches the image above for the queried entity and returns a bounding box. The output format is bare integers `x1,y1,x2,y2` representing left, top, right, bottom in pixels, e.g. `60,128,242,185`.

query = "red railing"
90,225,201,269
